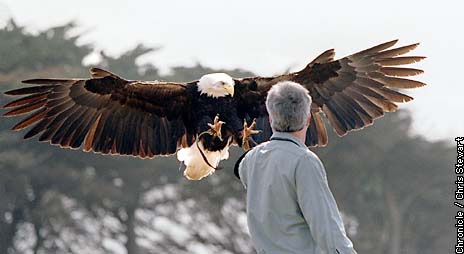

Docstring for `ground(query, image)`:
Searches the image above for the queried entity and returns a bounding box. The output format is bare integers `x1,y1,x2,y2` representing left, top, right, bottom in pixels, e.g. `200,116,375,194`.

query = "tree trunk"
33,222,44,254
124,206,138,254
0,207,24,254
30,185,44,254
386,191,403,254
0,222,14,254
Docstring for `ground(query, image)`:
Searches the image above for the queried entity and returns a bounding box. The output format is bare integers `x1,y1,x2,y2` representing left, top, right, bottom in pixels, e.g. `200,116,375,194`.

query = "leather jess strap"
234,137,300,180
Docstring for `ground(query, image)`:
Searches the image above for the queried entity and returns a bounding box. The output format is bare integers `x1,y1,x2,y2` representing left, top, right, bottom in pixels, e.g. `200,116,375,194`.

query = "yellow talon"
242,119,261,151
207,115,225,141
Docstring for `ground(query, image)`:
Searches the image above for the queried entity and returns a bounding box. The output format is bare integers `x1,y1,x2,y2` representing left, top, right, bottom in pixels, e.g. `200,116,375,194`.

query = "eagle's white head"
197,73,235,98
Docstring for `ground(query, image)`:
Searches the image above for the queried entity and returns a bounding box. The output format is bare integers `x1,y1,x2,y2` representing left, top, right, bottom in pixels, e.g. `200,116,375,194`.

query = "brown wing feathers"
4,40,425,154
293,39,425,146
3,71,192,158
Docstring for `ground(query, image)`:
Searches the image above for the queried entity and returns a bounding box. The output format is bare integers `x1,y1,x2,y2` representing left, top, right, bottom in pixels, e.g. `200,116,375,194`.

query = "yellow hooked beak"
224,83,234,97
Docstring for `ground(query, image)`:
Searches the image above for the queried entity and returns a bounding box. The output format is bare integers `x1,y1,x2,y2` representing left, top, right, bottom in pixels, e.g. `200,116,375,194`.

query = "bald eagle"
2,40,425,180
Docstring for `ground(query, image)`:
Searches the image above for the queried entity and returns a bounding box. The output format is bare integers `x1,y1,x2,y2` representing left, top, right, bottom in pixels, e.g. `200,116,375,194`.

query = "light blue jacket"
238,131,357,254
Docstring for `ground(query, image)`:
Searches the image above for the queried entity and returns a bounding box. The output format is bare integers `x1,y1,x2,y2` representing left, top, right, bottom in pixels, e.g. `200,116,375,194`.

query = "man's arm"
295,154,357,254
234,151,250,179
236,151,250,189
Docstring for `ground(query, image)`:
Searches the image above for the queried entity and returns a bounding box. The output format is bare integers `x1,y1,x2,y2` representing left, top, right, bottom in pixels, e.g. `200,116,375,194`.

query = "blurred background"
0,0,460,253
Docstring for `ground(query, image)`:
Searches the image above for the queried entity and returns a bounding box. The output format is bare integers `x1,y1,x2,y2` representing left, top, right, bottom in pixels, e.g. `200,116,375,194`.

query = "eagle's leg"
206,115,225,141
241,118,261,151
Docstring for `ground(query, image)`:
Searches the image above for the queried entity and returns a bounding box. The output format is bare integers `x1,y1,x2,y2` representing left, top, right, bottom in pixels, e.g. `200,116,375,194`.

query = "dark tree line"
0,20,453,254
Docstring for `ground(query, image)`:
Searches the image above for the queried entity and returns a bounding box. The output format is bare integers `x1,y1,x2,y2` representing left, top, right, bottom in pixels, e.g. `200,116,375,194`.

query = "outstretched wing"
2,68,196,158
235,40,425,147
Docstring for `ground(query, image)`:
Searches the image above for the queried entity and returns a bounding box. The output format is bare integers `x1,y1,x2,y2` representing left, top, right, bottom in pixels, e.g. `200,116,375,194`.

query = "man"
235,81,357,254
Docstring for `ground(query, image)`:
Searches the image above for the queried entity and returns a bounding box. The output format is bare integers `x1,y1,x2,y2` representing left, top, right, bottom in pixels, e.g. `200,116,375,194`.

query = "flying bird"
2,39,426,180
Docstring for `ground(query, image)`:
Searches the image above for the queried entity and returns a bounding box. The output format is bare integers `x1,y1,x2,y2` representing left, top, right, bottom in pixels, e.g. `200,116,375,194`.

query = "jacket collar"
270,131,307,148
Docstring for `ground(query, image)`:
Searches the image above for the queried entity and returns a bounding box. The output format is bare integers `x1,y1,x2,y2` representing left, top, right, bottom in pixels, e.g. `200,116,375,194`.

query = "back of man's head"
265,81,312,132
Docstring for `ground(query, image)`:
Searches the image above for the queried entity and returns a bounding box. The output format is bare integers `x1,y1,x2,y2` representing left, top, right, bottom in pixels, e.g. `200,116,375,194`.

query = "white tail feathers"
177,139,230,180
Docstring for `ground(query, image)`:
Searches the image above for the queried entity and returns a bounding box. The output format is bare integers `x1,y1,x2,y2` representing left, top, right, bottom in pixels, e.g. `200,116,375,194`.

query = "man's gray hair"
265,81,312,132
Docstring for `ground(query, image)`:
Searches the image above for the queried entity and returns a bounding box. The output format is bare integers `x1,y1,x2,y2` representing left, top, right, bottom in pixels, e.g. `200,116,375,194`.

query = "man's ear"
306,114,311,126
269,116,273,125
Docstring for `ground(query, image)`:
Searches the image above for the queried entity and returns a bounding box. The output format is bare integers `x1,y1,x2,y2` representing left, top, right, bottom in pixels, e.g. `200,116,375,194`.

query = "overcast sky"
1,0,463,143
